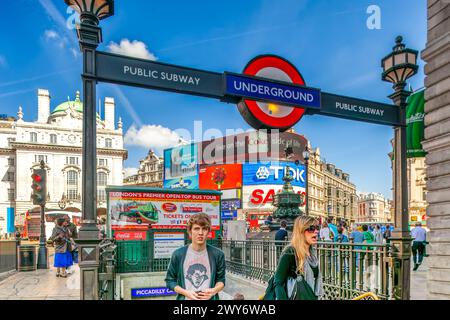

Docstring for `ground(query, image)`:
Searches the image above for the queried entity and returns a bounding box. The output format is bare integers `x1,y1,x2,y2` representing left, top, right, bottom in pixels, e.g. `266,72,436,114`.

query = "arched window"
97,172,108,202
67,170,78,201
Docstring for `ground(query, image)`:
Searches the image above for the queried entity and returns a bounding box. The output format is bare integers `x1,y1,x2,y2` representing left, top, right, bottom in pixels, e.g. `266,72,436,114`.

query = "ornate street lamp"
381,36,418,301
302,145,310,215
64,0,114,301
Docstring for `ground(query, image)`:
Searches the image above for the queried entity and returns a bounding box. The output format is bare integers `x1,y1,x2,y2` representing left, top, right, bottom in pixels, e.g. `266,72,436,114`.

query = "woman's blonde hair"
290,216,318,273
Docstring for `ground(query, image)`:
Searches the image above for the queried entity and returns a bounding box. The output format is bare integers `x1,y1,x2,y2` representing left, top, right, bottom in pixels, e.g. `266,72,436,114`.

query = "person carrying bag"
263,216,323,300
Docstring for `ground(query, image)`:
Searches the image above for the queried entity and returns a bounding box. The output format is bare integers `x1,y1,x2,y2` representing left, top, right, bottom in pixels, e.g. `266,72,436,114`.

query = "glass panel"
394,52,406,65
383,56,393,72
407,52,417,65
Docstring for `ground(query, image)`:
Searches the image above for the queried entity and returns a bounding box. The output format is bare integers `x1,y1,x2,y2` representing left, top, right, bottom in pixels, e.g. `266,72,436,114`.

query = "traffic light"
31,169,46,205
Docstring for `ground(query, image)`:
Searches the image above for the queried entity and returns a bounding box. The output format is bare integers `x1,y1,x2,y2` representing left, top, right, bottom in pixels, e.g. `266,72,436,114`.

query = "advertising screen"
242,161,306,187
163,144,199,189
108,190,221,232
199,164,242,190
242,185,306,210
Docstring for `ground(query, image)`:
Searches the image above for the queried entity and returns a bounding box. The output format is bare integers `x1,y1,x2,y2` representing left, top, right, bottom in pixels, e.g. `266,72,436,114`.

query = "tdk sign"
243,162,306,187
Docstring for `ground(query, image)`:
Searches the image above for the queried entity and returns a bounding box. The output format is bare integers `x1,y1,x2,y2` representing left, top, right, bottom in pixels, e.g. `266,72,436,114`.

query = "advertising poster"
243,161,306,187
108,190,221,232
242,185,306,210
163,144,199,189
199,164,242,190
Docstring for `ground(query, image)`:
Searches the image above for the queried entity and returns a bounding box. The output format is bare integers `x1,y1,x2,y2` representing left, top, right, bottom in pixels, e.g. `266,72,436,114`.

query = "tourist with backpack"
263,216,323,300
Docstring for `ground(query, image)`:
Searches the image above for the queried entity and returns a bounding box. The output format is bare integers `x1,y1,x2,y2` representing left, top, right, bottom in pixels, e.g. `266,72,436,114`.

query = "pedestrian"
373,225,383,244
383,225,392,244
49,218,72,278
334,227,349,243
341,222,349,237
165,213,226,300
411,222,427,271
350,225,364,268
362,224,375,249
327,217,338,240
64,215,78,274
319,221,331,241
272,216,323,300
275,220,288,241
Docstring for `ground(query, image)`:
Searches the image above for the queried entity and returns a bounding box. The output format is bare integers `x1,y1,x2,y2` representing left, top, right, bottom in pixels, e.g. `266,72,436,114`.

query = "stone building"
323,163,358,225
124,149,163,187
306,147,326,222
422,0,450,300
0,89,127,237
357,192,392,223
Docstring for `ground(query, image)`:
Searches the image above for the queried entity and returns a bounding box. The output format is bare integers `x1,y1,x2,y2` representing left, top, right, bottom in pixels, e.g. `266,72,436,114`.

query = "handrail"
352,292,380,300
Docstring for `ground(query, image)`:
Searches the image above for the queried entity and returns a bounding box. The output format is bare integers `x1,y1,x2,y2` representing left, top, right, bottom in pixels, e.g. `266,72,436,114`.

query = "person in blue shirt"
326,217,338,240
334,227,349,243
350,226,364,269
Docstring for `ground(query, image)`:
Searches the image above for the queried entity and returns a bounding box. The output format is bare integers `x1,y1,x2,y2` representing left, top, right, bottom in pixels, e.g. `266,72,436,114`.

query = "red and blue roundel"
237,55,306,131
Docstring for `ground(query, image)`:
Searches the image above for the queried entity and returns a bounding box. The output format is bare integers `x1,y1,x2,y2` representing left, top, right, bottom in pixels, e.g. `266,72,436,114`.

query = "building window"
422,191,427,201
30,132,37,143
7,137,15,146
35,155,48,163
98,172,107,187
67,170,78,201
98,189,106,202
66,157,79,165
98,159,108,167
8,158,14,166
7,172,14,182
105,139,112,148
8,189,15,201
50,134,57,144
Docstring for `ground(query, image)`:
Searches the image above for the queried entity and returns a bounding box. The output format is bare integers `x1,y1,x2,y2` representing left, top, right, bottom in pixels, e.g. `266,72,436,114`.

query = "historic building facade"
306,147,326,222
422,0,450,300
357,192,392,223
123,149,163,187
323,163,358,225
0,89,127,237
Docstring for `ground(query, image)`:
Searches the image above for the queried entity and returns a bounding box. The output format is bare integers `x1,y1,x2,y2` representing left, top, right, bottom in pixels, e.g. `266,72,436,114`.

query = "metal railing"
217,239,394,300
0,240,17,274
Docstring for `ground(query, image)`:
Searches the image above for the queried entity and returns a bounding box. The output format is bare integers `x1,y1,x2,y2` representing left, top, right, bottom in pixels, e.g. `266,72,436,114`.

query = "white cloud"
107,39,157,61
123,167,138,178
44,30,59,40
124,125,185,152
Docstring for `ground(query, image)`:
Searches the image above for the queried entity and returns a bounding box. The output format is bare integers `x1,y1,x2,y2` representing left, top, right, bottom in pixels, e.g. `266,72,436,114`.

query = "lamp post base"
389,235,413,300
36,245,48,269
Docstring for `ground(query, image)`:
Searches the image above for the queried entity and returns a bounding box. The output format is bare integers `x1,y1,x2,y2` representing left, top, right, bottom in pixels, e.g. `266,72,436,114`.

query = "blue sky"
0,0,427,198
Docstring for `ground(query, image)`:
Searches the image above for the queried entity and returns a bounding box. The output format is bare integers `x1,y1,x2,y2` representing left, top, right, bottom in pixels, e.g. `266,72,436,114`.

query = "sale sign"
242,185,305,210
199,164,242,190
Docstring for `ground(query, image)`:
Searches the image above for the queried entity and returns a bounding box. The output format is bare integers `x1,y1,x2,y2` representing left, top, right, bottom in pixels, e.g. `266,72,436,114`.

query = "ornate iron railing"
216,239,394,300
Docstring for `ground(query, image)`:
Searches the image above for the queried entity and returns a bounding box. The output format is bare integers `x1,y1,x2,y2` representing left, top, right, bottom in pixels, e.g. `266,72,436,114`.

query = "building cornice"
0,148,14,155
15,121,123,136
10,142,128,159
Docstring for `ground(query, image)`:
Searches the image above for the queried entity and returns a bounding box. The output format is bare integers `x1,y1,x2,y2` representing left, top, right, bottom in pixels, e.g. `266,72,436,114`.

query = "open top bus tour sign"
95,51,400,130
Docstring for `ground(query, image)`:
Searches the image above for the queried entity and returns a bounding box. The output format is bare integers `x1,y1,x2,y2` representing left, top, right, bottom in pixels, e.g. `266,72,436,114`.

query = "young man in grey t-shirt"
165,213,226,300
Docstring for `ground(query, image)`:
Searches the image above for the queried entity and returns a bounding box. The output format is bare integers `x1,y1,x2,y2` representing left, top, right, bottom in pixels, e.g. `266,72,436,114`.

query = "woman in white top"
319,222,332,241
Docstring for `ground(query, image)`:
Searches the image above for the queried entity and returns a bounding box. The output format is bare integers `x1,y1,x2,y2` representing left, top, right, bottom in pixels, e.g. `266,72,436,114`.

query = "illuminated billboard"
199,164,242,190
163,144,199,189
242,161,306,187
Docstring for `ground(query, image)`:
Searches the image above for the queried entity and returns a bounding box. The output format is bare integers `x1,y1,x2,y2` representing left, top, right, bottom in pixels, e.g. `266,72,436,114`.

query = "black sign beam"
95,51,224,99
308,92,401,126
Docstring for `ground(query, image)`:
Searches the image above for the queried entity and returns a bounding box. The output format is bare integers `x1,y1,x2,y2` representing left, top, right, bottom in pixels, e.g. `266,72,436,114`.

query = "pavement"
0,254,80,300
410,256,428,300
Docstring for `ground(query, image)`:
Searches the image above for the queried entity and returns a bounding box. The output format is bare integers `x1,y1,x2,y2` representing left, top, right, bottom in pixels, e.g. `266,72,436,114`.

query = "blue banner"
7,207,14,233
225,73,321,109
131,287,176,298
164,143,199,189
222,210,238,220
243,162,305,187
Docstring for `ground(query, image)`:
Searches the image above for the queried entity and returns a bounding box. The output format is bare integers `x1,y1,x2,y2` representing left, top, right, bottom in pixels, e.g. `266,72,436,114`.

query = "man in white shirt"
411,222,427,271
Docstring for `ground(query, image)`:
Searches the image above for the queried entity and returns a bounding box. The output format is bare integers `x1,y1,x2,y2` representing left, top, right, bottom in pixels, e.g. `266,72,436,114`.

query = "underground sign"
236,55,311,131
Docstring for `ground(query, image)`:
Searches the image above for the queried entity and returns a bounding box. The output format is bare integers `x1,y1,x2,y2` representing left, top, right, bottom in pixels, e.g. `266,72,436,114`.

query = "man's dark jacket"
275,228,288,241
165,244,226,300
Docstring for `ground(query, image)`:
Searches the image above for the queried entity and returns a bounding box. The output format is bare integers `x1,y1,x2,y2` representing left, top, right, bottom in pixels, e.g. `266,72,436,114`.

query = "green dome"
52,91,101,119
